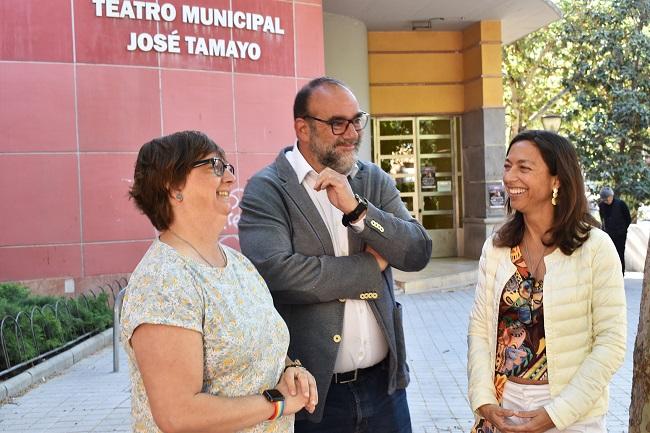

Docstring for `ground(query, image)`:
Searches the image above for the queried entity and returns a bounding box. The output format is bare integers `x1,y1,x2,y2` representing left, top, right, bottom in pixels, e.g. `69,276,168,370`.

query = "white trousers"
502,381,606,433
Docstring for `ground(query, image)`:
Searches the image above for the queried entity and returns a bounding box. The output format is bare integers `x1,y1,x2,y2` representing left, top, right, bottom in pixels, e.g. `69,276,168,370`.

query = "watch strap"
268,400,285,420
342,194,368,227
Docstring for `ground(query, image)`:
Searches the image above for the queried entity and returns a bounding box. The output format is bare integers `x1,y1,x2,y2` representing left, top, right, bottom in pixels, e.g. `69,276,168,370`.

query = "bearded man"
239,77,432,433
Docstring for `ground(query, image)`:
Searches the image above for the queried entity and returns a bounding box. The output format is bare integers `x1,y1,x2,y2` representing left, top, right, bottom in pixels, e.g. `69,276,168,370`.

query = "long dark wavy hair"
494,130,598,255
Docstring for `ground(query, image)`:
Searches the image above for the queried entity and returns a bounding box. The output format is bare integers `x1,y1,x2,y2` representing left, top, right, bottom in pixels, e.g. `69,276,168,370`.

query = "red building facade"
0,0,324,293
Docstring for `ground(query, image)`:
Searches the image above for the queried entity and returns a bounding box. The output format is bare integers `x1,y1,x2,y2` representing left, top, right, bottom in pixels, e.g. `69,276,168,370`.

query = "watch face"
263,389,285,402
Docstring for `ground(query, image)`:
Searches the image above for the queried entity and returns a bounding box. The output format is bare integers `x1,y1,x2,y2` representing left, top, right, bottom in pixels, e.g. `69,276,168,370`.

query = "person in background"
122,130,317,433
468,130,626,433
238,77,432,433
598,186,632,273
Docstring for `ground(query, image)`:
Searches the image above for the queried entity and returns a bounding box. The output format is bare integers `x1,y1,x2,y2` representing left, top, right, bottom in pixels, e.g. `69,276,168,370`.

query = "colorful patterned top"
121,239,293,433
471,245,547,433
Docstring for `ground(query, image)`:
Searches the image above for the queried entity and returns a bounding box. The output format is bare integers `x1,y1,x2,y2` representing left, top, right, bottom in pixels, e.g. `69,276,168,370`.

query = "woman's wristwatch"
263,389,285,420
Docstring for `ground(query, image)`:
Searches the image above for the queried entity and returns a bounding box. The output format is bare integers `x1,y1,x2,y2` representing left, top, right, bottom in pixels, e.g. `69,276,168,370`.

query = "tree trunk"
629,238,650,433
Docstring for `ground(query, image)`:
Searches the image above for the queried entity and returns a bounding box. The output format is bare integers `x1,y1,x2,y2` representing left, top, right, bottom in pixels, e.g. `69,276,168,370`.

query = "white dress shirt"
285,144,389,372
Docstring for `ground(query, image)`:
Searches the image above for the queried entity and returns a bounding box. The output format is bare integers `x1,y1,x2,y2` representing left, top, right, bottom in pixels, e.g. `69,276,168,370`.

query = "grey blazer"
238,147,432,422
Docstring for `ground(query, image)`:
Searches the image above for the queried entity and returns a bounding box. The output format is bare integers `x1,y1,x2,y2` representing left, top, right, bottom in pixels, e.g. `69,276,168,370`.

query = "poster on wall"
488,183,506,208
421,166,437,190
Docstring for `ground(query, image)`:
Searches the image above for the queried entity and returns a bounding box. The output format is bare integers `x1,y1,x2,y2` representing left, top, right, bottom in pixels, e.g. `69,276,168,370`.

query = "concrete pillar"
461,21,507,258
462,108,507,258
323,13,371,162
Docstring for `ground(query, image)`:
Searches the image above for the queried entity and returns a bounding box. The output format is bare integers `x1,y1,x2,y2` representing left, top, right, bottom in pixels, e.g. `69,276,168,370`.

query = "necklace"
523,235,548,280
168,229,224,268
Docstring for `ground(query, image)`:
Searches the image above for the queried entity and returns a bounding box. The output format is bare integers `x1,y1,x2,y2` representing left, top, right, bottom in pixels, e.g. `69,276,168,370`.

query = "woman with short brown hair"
122,130,318,433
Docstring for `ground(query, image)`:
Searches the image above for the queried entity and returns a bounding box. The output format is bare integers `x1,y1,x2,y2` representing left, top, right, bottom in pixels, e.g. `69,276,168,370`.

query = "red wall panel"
0,0,73,62
295,3,325,78
0,0,324,286
232,0,294,76
73,0,158,66
0,63,76,152
76,65,162,152
79,153,155,242
161,69,235,151
0,155,80,245
159,0,233,72
234,74,297,154
83,241,152,276
0,245,82,281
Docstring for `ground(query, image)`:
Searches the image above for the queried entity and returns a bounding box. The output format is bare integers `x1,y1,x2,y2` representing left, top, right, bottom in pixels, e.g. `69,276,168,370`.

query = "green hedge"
0,283,113,374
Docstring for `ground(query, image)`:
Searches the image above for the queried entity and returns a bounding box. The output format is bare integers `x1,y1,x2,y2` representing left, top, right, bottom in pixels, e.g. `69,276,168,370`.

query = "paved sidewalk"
0,274,642,433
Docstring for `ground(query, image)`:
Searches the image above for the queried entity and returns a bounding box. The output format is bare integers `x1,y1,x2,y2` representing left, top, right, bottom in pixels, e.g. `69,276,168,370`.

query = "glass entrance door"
373,116,462,257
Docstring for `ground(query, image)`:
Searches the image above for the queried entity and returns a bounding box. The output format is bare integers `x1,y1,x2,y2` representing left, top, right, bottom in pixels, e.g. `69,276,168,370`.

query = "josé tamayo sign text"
91,0,286,60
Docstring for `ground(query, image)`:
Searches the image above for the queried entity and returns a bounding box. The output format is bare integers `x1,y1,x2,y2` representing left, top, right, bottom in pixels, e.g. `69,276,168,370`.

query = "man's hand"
365,245,388,271
313,167,358,214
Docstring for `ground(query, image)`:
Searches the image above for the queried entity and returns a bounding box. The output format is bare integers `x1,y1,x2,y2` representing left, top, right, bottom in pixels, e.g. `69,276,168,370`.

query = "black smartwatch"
341,194,368,227
263,388,285,402
263,389,285,420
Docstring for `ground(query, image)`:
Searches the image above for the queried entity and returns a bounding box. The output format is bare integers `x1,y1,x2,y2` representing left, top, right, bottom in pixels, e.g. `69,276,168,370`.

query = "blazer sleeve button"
333,335,342,343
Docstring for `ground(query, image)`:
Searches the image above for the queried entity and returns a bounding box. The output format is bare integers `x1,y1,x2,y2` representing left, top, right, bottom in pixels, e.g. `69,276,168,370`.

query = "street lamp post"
541,113,562,132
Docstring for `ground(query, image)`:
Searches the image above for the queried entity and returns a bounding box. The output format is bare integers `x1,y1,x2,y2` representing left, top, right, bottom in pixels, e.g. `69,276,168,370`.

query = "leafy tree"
502,0,572,140
563,0,650,213
503,0,650,214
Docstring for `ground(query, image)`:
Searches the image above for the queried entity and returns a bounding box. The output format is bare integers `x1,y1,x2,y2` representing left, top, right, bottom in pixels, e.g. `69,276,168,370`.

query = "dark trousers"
295,361,412,433
609,232,627,274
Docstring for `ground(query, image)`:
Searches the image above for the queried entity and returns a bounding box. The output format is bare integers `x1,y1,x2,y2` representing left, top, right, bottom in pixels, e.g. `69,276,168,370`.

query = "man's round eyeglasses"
192,157,235,177
302,112,369,135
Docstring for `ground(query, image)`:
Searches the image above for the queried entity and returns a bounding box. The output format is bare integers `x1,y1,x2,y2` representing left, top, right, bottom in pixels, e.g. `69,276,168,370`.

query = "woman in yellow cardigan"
467,130,626,433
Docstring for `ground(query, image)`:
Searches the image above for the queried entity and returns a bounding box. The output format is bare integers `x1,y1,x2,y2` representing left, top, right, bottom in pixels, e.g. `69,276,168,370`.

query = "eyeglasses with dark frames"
192,157,235,177
302,112,369,135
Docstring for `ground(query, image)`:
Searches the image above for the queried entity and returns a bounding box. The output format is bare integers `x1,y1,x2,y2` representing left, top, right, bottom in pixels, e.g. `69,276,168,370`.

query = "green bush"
0,283,113,374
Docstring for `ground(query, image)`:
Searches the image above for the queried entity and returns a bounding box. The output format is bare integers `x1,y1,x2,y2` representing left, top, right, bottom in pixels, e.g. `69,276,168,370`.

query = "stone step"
392,257,479,294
